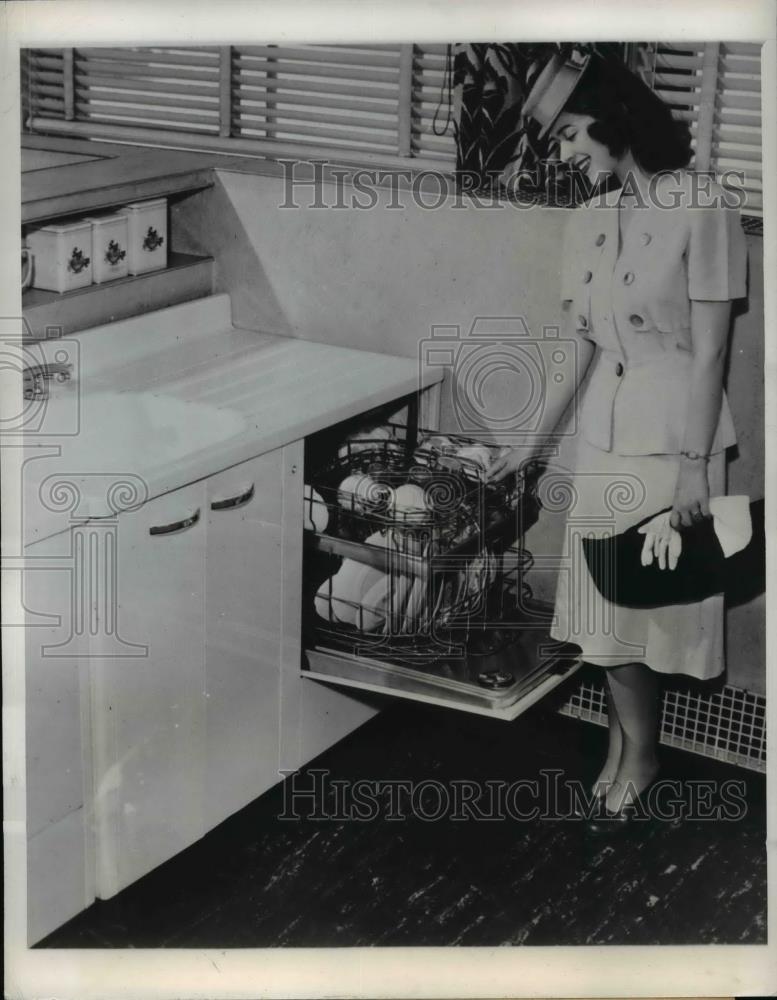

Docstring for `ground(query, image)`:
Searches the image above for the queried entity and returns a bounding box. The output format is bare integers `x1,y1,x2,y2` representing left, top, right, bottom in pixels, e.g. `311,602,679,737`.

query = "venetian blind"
24,44,456,167
636,41,763,216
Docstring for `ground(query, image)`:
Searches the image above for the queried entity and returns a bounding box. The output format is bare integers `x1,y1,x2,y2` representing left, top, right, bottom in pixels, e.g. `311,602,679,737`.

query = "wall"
171,166,765,694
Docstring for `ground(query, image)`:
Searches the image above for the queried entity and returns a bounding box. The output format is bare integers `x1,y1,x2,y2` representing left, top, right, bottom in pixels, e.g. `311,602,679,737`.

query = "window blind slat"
652,71,703,89
77,46,220,67
75,88,219,113
234,58,400,85
74,61,219,82
233,86,395,115
238,45,401,68
232,71,399,102
30,69,68,87
74,104,220,128
74,74,218,98
234,106,398,132
237,121,399,146
716,109,762,129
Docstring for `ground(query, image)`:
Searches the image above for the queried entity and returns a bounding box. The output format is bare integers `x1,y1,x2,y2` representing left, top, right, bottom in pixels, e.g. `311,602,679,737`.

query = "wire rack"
303,422,543,679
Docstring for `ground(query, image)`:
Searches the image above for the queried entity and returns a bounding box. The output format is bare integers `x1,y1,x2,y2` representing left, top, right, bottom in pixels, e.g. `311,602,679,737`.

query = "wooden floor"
40,697,766,948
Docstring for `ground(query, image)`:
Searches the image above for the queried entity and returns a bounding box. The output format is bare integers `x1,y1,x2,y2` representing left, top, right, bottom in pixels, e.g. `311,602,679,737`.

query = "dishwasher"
301,398,582,721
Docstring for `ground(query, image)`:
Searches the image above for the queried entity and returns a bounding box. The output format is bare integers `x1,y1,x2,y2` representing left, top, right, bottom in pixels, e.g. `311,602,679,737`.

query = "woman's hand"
670,457,711,529
485,447,528,483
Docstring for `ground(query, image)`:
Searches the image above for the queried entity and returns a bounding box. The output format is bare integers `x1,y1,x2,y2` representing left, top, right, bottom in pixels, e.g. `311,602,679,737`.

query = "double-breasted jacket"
561,170,748,456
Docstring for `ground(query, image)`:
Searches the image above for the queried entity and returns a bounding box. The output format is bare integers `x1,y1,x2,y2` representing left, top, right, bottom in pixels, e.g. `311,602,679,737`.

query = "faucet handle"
22,362,73,401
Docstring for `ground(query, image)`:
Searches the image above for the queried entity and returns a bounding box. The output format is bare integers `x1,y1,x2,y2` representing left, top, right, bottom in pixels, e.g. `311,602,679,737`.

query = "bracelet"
681,450,710,461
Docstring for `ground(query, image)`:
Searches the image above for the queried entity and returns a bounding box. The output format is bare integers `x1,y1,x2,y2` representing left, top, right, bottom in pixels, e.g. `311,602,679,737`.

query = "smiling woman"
487,49,749,829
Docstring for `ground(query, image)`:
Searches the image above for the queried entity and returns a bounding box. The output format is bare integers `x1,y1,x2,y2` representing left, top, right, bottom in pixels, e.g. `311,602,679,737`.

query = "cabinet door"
204,453,285,828
91,482,207,898
24,529,94,943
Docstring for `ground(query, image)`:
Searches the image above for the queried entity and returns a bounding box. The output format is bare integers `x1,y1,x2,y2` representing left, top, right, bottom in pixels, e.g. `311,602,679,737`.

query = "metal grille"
560,675,766,773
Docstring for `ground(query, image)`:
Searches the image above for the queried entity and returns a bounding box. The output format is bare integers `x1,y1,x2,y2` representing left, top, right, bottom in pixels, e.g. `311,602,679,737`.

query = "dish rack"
302,421,556,696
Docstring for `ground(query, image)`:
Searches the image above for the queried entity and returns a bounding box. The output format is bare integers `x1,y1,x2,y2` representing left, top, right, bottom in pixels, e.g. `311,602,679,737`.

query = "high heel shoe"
570,778,612,819
586,775,662,835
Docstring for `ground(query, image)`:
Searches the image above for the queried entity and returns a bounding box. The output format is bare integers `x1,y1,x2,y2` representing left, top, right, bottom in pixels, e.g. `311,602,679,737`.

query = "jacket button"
615,362,624,376
595,233,606,246
583,270,592,283
578,314,589,329
623,271,635,285
630,313,644,327
640,232,652,246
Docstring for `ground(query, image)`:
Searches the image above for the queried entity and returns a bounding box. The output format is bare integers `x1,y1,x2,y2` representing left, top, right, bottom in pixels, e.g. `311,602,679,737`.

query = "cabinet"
89,448,308,898
25,440,318,935
90,479,208,898
203,453,286,828
24,529,94,945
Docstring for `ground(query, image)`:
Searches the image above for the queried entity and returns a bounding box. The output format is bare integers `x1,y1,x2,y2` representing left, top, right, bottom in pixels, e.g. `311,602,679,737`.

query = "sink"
22,148,104,172
54,391,246,469
22,390,246,541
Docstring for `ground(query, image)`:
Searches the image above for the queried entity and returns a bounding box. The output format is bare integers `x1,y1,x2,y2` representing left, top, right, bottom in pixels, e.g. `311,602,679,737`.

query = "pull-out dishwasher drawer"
301,418,581,720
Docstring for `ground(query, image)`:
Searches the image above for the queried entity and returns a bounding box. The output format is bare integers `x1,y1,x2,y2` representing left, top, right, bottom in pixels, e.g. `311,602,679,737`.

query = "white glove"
636,510,683,571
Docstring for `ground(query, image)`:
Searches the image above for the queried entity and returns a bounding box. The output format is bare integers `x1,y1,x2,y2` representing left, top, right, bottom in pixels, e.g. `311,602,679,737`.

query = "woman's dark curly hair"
563,54,693,173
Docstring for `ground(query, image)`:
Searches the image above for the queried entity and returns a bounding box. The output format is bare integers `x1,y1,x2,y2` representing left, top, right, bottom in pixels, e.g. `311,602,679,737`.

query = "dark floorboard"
40,697,766,948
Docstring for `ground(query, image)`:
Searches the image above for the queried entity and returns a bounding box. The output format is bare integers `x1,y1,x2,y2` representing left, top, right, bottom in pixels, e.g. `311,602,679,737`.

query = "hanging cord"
649,41,658,91
432,43,454,136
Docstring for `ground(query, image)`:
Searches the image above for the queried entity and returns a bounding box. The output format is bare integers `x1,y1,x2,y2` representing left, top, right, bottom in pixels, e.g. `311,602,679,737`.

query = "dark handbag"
581,499,764,608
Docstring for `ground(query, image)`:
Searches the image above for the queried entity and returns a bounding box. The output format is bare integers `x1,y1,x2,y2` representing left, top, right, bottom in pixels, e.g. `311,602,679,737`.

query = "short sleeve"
687,202,748,301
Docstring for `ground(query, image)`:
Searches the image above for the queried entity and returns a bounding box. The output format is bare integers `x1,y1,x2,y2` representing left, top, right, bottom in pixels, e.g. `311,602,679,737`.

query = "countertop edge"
22,361,443,549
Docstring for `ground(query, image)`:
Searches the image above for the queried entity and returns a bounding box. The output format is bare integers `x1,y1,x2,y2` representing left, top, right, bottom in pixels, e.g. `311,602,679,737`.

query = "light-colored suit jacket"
561,171,748,456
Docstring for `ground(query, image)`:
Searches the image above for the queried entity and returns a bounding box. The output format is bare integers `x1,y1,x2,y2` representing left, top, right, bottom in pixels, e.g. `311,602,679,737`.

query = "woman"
487,51,748,827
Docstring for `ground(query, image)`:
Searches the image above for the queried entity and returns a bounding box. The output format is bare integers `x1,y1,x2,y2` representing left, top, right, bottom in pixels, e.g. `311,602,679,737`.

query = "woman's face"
550,112,620,185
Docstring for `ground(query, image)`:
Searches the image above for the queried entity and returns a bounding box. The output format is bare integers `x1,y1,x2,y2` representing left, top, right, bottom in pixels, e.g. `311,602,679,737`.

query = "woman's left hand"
670,458,711,529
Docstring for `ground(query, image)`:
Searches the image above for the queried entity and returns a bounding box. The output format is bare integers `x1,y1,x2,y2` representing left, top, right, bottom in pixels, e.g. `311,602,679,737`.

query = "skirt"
547,438,726,680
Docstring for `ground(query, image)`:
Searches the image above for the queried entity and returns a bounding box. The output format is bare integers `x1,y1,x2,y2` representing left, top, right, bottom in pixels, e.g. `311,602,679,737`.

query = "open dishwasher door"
301,421,582,721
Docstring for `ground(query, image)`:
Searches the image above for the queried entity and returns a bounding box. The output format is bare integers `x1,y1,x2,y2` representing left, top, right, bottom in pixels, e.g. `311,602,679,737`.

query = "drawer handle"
143,226,165,251
210,484,255,511
149,507,201,536
67,247,90,274
105,239,127,265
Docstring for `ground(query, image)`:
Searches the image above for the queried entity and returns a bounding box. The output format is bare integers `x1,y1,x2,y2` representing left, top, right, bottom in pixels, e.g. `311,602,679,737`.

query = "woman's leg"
603,661,661,812
593,671,624,796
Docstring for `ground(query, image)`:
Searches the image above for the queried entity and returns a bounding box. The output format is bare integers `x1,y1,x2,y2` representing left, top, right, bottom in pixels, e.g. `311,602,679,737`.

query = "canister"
84,212,130,284
121,197,168,274
25,220,93,293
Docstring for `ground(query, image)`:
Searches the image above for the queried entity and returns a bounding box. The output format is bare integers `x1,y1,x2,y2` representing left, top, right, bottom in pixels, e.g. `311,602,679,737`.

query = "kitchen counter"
22,294,442,546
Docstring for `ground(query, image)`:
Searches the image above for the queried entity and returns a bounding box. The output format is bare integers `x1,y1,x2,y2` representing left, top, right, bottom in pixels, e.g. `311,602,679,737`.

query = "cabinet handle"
149,507,201,535
210,483,255,511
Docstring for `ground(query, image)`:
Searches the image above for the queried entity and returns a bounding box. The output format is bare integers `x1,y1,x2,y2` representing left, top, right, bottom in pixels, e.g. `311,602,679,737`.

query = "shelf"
21,139,224,225
22,252,215,340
